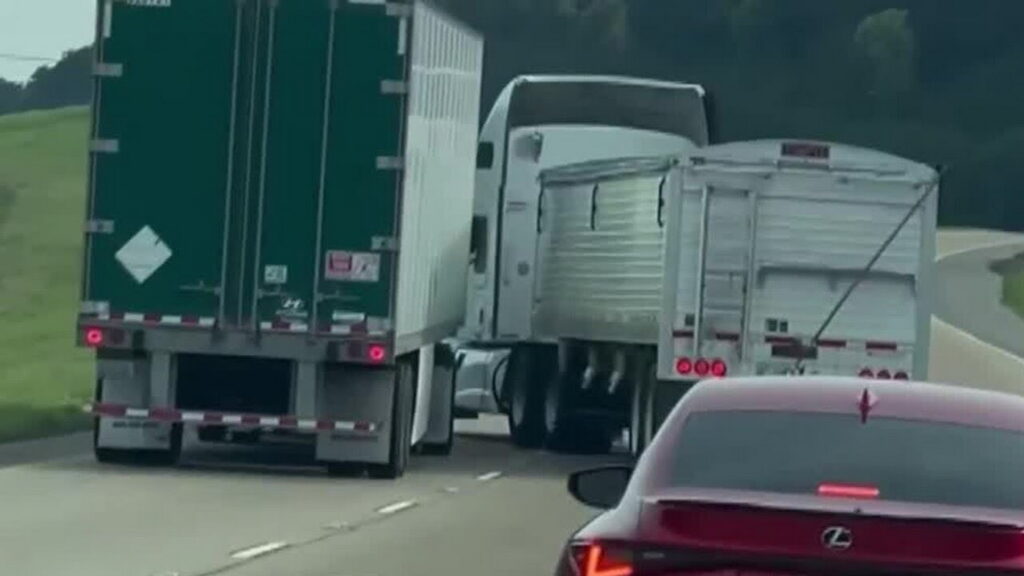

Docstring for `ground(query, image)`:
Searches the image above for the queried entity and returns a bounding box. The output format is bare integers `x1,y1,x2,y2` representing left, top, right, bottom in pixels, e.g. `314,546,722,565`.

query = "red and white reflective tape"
89,403,379,433
672,330,904,352
764,336,903,352
96,312,216,327
259,320,311,333
672,330,742,342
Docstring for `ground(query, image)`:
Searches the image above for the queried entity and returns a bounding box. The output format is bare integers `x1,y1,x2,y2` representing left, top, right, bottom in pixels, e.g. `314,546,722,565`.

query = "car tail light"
570,543,633,576
694,358,710,377
710,359,727,377
876,369,892,380
84,328,105,348
368,344,387,363
858,368,874,378
894,371,909,380
675,357,693,375
818,482,880,500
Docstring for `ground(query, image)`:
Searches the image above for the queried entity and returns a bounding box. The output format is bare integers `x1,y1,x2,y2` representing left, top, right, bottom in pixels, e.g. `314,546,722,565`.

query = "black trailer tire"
506,345,556,449
544,364,613,455
327,462,367,477
197,425,227,443
368,359,415,479
629,364,655,458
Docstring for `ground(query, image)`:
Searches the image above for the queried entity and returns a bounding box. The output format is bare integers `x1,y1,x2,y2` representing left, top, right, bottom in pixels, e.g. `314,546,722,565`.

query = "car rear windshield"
667,410,1024,510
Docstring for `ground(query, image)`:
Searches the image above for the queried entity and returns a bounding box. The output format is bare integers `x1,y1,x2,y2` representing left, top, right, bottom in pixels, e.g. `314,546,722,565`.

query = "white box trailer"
79,0,484,479
530,140,938,455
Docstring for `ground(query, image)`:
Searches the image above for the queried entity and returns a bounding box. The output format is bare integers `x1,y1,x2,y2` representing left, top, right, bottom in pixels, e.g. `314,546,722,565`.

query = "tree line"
0,46,92,116
2,1,1022,231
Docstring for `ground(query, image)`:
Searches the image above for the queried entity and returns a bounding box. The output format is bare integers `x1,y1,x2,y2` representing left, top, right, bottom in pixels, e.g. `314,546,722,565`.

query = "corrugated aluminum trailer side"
520,141,937,458
77,0,483,478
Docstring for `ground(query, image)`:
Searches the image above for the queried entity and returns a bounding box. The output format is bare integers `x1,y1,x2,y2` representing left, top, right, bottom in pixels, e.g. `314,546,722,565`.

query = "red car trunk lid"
636,489,1024,573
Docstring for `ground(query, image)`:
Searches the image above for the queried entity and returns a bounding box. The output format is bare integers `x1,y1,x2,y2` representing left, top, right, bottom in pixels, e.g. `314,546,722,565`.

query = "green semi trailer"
77,0,484,478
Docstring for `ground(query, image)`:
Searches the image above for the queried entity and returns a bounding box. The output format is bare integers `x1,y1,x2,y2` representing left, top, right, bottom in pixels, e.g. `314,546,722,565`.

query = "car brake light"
710,359,727,377
858,368,874,378
694,359,710,377
818,482,880,500
84,328,104,347
571,543,633,576
876,369,891,380
368,344,387,363
675,358,693,375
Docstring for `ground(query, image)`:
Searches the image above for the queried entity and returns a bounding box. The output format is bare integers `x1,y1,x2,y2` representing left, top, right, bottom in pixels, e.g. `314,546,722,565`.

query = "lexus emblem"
821,526,853,551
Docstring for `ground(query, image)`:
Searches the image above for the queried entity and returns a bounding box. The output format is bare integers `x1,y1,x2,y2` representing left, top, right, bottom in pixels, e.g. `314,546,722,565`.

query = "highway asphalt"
1,229,1022,576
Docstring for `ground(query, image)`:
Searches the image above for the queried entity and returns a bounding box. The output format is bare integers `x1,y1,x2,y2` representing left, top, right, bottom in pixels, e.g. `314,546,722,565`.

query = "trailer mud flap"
315,365,395,464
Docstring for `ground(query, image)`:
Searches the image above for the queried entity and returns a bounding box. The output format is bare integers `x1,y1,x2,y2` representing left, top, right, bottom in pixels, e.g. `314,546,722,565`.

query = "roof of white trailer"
693,139,938,180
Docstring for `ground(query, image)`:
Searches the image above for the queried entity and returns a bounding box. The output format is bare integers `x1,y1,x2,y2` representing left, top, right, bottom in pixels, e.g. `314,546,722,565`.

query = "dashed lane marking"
229,541,289,561
376,499,418,515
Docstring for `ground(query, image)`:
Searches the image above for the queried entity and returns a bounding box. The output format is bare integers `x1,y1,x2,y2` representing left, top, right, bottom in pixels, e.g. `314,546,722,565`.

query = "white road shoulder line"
476,471,503,482
230,541,289,561
933,316,1024,368
376,499,417,515
933,240,1024,368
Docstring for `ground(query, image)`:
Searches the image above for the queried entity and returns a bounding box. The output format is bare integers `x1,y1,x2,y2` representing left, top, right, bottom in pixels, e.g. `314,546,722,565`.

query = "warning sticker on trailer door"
325,250,380,282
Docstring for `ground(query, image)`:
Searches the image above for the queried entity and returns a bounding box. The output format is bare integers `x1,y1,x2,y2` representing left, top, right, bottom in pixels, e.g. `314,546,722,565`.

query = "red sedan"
559,376,1024,575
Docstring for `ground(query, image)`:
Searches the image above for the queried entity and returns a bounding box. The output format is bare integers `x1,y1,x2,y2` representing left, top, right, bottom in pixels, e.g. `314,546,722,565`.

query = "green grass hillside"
0,107,93,442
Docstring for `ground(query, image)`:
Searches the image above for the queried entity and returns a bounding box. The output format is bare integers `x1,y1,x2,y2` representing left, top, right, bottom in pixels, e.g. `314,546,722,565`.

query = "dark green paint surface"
86,0,405,330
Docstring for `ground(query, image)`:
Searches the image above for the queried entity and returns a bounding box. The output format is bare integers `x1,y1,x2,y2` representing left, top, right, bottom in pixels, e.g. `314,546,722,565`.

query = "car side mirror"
567,465,632,509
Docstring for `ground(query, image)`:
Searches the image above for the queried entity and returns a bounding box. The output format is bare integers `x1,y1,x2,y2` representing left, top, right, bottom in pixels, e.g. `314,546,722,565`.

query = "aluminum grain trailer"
533,140,938,456
77,0,484,478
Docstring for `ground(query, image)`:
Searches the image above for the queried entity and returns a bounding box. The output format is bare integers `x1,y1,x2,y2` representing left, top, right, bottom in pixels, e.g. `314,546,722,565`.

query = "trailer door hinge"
93,62,124,78
385,2,412,18
376,156,404,171
85,219,115,234
90,139,120,154
381,80,408,95
372,236,398,251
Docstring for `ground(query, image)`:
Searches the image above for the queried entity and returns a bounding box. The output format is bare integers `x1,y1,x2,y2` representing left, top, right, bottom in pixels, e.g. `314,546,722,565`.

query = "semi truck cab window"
477,141,495,169
471,215,488,274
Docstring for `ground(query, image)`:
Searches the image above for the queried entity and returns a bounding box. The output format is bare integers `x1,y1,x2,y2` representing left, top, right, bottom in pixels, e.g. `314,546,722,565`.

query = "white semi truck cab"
446,75,712,437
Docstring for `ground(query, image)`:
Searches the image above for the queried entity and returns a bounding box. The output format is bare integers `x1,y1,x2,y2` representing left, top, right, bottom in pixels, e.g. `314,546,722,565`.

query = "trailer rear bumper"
88,403,381,435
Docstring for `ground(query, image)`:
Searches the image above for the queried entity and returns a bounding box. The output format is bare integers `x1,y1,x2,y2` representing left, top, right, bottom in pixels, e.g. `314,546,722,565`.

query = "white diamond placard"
115,225,173,284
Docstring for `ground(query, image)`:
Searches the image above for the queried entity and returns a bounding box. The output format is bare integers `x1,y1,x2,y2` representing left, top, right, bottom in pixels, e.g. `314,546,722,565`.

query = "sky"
0,0,96,83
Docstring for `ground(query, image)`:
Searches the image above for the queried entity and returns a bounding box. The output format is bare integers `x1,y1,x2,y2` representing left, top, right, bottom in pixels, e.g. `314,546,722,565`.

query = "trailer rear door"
84,0,241,323
83,0,406,335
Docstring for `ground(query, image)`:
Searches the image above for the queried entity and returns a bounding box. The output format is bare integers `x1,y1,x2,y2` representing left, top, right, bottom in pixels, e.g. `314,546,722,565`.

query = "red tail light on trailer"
676,357,727,378
367,344,387,363
894,371,909,380
694,359,710,377
675,357,693,375
877,369,892,380
710,359,727,377
858,368,874,378
84,328,105,347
